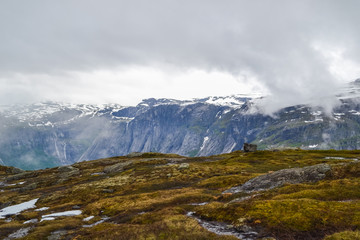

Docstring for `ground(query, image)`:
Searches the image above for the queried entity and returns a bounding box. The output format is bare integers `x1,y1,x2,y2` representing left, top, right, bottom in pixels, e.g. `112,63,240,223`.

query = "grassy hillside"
0,150,359,240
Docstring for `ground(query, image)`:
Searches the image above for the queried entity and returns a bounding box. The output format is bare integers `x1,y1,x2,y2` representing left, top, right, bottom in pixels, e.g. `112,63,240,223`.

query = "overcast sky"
1,0,360,112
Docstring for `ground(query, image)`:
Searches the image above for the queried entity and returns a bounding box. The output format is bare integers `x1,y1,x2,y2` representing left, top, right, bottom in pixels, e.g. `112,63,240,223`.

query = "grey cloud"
1,0,360,111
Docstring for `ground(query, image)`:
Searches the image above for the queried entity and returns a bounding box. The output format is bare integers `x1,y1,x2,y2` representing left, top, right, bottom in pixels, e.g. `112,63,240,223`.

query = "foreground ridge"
0,150,359,240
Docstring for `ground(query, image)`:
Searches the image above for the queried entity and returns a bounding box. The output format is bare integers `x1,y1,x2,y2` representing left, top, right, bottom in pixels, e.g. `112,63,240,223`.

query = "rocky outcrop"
224,163,331,193
5,172,37,182
5,167,24,175
243,143,257,152
47,230,67,240
103,161,133,174
4,227,32,240
58,165,78,173
57,166,80,183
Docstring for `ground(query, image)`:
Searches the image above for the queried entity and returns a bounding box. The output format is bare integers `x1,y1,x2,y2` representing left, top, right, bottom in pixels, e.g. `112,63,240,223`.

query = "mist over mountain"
0,80,359,170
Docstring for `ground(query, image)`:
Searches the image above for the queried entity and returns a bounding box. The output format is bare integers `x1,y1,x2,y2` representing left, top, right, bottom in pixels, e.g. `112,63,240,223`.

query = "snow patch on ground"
82,216,110,228
83,216,94,221
35,207,49,212
324,157,358,161
325,157,345,160
41,210,82,222
41,217,55,221
23,219,38,224
189,202,209,206
0,199,38,219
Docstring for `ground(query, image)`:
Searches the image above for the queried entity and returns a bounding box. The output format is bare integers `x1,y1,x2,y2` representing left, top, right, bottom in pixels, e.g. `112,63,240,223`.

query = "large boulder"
224,163,331,194
243,143,257,152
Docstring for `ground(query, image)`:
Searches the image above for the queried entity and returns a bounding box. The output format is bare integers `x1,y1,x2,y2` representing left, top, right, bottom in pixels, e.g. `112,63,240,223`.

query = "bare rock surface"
5,172,37,182
224,163,331,193
103,161,133,174
47,230,67,240
57,165,76,172
4,227,32,240
57,166,80,183
5,167,25,175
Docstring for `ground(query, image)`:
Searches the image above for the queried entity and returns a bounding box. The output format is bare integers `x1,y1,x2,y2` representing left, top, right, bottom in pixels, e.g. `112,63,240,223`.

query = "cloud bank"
1,0,360,111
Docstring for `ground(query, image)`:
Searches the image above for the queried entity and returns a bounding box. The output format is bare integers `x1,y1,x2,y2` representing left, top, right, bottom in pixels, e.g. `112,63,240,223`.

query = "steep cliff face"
2,91,360,170
77,98,273,161
0,103,122,169
253,99,360,150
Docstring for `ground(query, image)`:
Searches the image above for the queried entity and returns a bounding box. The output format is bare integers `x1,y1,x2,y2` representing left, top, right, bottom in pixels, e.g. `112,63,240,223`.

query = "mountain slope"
2,81,360,170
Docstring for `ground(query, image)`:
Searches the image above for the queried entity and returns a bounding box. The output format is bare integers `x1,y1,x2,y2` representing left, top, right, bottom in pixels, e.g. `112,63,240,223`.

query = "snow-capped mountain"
2,81,360,170
0,102,126,126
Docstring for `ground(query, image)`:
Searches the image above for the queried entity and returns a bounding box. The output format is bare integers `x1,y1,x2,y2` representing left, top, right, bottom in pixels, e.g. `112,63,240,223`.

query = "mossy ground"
0,150,359,239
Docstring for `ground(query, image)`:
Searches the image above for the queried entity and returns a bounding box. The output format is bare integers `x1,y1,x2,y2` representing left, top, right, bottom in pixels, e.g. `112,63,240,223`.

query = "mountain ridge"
2,81,360,170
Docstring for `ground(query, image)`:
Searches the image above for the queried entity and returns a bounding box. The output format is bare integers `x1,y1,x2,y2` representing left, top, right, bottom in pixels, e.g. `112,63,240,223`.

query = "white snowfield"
0,198,39,219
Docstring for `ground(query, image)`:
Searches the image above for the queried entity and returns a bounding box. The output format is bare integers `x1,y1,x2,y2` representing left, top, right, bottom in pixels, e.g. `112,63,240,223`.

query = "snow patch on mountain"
204,96,245,107
0,102,125,126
